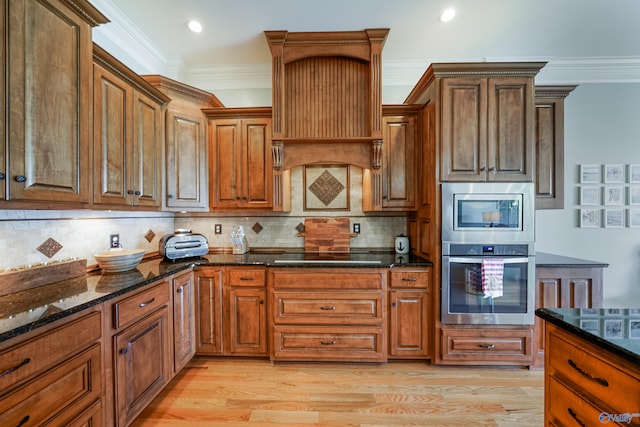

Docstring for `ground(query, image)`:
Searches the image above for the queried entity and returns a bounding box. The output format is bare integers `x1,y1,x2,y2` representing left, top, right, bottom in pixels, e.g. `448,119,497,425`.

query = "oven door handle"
447,257,530,264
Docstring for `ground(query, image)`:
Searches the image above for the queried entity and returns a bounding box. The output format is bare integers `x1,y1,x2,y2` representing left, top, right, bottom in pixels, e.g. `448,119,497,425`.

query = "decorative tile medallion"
309,170,345,206
145,229,156,242
252,222,263,234
37,238,63,258
295,223,305,233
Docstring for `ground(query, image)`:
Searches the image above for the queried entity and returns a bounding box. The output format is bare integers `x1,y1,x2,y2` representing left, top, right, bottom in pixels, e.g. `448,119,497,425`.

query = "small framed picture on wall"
580,164,601,184
629,165,640,183
604,209,624,228
580,186,600,205
603,186,624,205
629,209,640,228
604,164,624,183
630,187,640,205
579,208,600,228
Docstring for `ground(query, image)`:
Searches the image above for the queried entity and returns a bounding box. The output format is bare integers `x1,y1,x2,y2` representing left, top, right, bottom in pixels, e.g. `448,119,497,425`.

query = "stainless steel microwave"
441,182,535,243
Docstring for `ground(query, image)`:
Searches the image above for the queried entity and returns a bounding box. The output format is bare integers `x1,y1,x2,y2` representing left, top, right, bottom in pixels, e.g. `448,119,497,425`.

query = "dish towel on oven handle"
481,258,504,298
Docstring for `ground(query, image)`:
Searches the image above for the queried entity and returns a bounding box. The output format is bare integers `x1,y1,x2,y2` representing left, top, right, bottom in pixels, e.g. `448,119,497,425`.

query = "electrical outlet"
110,234,120,249
214,224,222,234
353,223,360,234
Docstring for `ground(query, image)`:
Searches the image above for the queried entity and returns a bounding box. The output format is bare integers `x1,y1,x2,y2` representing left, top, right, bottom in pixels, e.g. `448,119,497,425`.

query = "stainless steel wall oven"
441,183,535,325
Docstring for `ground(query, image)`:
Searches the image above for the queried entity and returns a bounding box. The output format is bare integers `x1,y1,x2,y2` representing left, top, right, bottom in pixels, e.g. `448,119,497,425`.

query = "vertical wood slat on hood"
285,56,369,139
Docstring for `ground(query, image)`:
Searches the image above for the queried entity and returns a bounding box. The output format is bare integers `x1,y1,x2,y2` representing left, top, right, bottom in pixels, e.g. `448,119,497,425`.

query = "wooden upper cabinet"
92,45,170,208
207,108,273,210
364,106,418,211
142,75,223,211
406,62,545,183
535,85,576,210
4,0,107,205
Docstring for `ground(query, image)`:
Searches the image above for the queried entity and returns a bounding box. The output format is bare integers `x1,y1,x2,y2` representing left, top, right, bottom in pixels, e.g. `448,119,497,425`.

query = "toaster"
159,229,209,260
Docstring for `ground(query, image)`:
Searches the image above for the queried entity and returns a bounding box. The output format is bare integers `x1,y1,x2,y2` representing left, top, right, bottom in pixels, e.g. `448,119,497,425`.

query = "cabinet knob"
127,190,134,195
15,175,26,183
176,288,183,294
134,190,141,196
167,194,174,199
259,300,264,304
120,348,128,355
0,172,5,180
489,166,496,172
480,166,487,172
392,302,397,307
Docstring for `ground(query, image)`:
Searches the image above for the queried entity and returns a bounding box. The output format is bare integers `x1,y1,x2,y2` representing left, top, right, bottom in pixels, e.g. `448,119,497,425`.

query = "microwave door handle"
447,257,530,264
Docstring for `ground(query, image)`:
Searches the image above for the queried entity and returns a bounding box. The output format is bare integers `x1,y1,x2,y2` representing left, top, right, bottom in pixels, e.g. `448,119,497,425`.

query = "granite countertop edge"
536,308,640,366
0,252,432,343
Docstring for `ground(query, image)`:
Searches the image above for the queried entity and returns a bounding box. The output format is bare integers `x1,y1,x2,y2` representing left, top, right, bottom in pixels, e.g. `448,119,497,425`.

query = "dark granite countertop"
535,252,609,268
536,308,640,366
0,251,431,343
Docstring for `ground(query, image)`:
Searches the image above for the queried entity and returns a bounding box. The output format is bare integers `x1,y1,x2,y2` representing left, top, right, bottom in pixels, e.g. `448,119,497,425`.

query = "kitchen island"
536,308,640,426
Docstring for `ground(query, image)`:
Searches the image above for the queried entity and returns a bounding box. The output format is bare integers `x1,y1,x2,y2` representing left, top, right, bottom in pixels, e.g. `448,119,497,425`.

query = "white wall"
535,83,640,307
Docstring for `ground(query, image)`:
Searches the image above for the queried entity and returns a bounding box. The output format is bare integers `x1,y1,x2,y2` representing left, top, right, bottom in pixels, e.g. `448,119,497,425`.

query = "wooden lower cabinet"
533,266,604,368
544,323,640,427
0,309,103,426
172,270,196,373
195,266,268,357
388,267,431,359
107,280,172,427
441,325,533,366
269,268,387,362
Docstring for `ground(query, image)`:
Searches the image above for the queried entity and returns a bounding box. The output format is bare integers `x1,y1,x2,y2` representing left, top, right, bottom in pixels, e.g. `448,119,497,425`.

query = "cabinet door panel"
114,307,170,426
132,91,162,207
166,111,207,209
487,77,533,181
389,291,430,358
440,78,487,181
228,288,267,356
7,0,91,203
173,272,196,373
195,269,224,355
210,120,241,208
243,119,273,208
93,64,130,205
382,116,415,209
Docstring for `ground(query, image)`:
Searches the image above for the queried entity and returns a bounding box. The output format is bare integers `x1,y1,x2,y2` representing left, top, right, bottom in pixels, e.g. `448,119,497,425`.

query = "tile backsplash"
0,166,407,270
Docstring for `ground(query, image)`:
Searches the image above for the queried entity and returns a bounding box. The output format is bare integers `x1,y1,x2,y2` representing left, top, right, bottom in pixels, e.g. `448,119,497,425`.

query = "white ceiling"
91,0,640,106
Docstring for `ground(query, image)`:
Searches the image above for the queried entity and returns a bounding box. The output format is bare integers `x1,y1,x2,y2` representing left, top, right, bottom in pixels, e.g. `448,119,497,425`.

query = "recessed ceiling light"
440,8,456,23
187,20,202,33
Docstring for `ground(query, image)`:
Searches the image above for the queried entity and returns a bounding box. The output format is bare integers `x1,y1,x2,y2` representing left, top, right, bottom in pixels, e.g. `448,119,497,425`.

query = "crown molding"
90,0,640,91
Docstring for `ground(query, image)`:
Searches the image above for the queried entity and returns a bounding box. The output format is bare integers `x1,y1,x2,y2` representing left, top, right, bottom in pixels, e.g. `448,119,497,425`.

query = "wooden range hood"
264,29,389,172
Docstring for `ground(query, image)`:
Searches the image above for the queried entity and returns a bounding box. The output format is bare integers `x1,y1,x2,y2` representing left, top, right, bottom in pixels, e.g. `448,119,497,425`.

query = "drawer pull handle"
567,359,609,387
240,277,255,281
320,306,336,311
321,340,336,345
16,415,30,427
480,344,495,349
139,297,156,308
567,408,587,427
0,357,30,377
402,277,418,282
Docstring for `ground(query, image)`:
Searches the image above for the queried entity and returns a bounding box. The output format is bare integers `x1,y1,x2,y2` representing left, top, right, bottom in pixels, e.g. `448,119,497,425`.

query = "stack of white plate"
95,249,145,273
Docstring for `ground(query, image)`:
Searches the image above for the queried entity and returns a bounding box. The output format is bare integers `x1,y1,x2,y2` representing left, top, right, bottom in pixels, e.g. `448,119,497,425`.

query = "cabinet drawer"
0,344,102,426
270,269,385,290
548,375,612,427
442,328,533,364
113,281,170,330
272,326,385,362
272,291,383,325
228,268,265,287
390,269,430,289
547,327,640,413
0,311,101,393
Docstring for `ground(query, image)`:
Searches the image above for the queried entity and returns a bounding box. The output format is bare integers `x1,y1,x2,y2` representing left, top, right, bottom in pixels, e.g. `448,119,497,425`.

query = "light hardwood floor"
132,358,544,427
